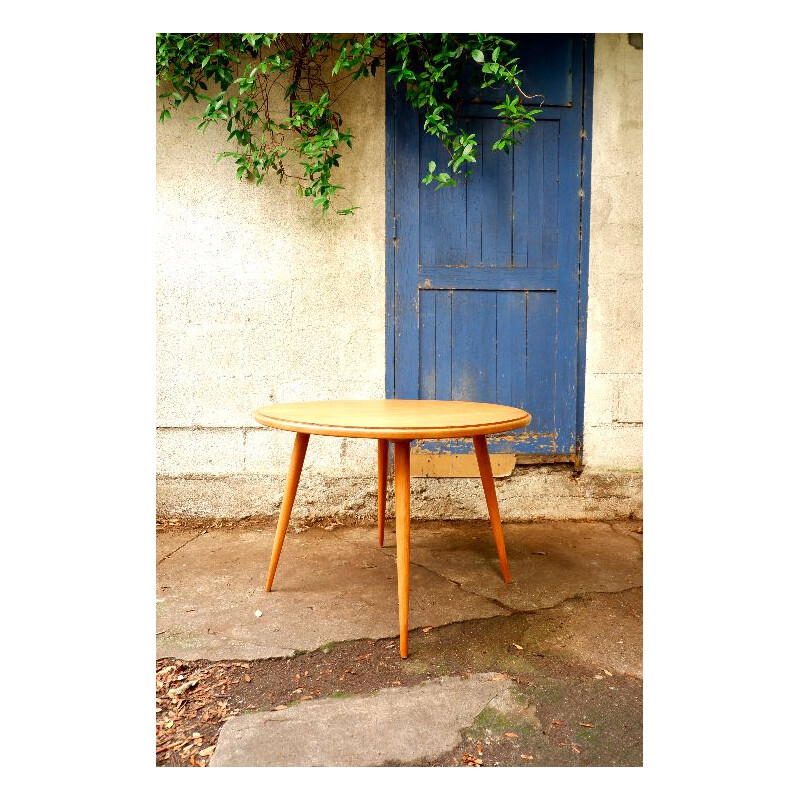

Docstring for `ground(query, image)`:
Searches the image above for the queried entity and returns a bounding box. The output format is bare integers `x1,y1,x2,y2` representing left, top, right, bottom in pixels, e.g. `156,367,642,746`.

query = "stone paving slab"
156,524,507,660
520,587,643,679
156,527,204,563
210,673,513,767
156,520,642,661
343,520,642,612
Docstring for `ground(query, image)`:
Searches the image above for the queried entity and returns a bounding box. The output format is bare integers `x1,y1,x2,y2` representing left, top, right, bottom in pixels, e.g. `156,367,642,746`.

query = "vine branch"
156,33,542,215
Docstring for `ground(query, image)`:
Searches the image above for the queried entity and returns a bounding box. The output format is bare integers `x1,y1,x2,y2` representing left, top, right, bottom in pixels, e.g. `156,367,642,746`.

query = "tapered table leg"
265,432,310,592
394,440,411,658
377,439,388,547
473,435,512,584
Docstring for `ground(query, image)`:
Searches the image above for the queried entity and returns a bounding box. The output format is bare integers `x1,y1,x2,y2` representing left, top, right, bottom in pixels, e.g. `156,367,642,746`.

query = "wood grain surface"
253,399,531,440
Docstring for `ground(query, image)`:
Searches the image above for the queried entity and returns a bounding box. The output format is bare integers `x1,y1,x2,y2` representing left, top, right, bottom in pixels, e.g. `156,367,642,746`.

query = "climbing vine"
156,34,540,214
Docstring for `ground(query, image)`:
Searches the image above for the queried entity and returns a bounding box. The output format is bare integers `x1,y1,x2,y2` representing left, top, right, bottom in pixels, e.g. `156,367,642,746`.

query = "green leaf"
156,32,539,216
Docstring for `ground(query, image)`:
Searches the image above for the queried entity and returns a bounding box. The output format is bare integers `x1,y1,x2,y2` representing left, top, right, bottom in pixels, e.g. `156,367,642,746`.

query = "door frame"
385,34,595,468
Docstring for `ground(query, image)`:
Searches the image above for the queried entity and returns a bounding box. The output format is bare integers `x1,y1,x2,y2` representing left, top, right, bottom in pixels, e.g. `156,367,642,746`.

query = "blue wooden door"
386,34,593,462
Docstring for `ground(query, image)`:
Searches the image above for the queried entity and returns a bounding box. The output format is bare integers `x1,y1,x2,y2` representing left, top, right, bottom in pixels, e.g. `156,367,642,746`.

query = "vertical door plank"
435,290,453,400
393,85,421,399
527,291,557,434
419,290,436,400
480,118,513,267
465,120,483,266
452,290,497,403
419,131,466,266
542,120,560,268
552,38,585,453
497,292,528,412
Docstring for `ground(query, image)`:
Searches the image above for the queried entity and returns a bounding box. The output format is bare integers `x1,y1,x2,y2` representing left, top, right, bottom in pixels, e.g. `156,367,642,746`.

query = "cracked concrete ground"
157,518,642,766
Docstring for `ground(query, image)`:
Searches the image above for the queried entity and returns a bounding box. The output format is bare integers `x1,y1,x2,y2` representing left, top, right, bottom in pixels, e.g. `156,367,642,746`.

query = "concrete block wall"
156,34,643,520
583,34,643,469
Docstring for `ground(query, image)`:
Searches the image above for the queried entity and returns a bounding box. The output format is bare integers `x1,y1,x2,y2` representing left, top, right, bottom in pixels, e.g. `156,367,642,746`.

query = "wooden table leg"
265,432,310,592
377,439,388,547
473,435,512,584
394,440,411,658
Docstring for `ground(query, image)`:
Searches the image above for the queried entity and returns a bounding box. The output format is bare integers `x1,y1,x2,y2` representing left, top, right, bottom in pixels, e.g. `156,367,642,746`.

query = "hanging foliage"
156,34,540,214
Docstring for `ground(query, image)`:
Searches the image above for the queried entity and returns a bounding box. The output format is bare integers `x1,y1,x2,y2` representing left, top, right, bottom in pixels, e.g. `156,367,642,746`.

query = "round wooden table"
253,399,531,657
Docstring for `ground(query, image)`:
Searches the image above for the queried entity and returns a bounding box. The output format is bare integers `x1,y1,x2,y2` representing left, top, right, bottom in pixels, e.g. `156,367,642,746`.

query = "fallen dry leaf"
602,668,613,676
532,551,547,556
520,754,534,760
579,722,594,728
272,705,288,711
199,746,215,757
243,675,252,682
168,680,198,696
505,732,519,738
551,720,564,727
422,627,433,633
512,643,524,650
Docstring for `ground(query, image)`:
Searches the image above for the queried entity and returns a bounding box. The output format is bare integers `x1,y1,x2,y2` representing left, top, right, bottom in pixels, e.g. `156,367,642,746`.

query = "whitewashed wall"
156,34,643,520
583,33,643,469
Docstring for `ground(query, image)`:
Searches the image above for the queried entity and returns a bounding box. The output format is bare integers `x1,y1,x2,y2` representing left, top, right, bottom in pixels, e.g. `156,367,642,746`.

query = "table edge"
252,411,533,439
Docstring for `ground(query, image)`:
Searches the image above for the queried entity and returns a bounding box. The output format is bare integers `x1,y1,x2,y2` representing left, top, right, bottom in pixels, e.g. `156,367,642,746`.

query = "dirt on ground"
156,607,642,767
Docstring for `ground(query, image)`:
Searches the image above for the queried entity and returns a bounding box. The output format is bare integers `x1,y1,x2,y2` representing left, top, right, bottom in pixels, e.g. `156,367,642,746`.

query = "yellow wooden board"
410,452,516,478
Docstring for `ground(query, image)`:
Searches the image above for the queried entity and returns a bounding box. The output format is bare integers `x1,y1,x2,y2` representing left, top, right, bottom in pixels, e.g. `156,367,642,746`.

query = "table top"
253,399,531,440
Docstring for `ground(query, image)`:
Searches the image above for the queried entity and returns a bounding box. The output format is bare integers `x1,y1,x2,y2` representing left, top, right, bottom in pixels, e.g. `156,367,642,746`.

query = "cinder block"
583,374,619,427
589,173,642,228
585,324,643,375
244,429,380,478
589,224,642,277
157,377,198,427
582,424,643,470
587,272,643,330
191,378,270,427
157,428,244,475
616,376,643,424
243,427,297,474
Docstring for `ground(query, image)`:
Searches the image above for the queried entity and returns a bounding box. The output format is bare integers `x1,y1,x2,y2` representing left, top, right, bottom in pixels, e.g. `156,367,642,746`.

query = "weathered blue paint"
575,35,596,466
386,34,594,460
